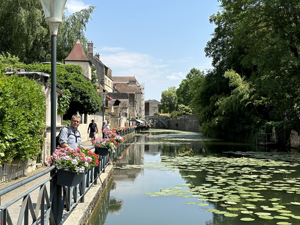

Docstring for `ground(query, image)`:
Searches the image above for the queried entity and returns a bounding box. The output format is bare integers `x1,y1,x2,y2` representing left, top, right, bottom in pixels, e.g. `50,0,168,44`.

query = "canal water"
88,129,300,225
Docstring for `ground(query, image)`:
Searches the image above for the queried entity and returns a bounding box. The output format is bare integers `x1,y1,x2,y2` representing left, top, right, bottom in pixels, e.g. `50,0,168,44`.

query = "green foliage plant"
177,68,202,107
58,89,71,115
13,63,102,117
0,66,46,163
159,86,178,113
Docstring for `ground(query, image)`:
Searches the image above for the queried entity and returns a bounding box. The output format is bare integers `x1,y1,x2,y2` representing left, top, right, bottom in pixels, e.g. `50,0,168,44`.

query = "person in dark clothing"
87,119,98,141
102,121,106,138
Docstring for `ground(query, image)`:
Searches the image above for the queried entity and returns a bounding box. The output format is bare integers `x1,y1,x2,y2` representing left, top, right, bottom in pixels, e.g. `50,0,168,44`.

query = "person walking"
102,121,106,138
87,119,98,141
105,120,111,130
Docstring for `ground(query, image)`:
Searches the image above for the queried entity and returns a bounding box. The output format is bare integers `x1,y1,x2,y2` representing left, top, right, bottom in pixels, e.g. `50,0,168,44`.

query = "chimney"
95,53,100,59
88,41,93,59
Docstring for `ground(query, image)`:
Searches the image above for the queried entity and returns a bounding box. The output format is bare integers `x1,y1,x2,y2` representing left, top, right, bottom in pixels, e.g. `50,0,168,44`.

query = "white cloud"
103,52,152,68
65,0,90,13
166,72,185,80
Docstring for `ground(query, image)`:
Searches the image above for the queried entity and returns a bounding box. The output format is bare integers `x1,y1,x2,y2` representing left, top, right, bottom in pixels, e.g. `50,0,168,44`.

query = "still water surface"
88,129,300,225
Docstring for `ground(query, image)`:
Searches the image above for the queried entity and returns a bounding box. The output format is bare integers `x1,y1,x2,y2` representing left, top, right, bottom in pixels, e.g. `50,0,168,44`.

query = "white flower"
64,156,71,160
84,162,89,167
79,167,85,173
72,159,78,165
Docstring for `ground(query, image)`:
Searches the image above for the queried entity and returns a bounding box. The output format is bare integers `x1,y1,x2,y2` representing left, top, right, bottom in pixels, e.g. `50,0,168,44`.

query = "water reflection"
88,129,300,225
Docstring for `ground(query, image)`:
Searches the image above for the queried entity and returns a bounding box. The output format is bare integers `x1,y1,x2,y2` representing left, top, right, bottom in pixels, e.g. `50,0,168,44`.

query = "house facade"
87,41,113,92
112,76,145,120
145,99,159,116
64,41,105,140
65,40,92,81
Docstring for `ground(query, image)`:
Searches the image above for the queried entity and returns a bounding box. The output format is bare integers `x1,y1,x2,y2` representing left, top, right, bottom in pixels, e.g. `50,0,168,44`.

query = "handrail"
0,166,55,197
0,129,135,225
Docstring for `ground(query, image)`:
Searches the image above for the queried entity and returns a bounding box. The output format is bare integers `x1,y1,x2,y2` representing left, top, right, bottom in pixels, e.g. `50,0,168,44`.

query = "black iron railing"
0,129,135,225
0,152,110,225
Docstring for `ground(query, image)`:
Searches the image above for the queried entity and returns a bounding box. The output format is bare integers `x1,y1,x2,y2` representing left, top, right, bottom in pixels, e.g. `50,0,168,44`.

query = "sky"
65,0,221,101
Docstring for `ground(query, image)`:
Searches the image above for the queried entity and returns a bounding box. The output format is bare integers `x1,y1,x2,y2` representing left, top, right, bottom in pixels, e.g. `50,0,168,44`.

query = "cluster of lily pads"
121,154,300,224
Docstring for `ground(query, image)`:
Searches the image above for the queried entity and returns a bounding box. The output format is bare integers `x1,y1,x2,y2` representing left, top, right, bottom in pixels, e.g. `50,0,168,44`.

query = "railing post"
81,176,86,203
0,209,3,225
51,176,63,225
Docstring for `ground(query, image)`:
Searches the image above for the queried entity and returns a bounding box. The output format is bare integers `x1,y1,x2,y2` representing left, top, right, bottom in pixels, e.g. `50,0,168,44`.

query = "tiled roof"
114,83,142,94
112,76,139,84
65,41,90,61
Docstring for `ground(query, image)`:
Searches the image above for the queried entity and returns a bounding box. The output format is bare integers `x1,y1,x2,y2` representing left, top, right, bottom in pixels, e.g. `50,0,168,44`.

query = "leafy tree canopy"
177,68,203,107
0,1,95,63
0,54,102,117
159,86,177,113
19,63,102,117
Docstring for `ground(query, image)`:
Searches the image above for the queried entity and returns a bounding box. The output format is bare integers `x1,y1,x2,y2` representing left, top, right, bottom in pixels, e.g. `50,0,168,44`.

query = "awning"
136,119,144,124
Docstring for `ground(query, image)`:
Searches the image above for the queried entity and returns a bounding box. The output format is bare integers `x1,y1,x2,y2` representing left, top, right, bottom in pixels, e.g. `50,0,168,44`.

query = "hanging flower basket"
56,169,85,187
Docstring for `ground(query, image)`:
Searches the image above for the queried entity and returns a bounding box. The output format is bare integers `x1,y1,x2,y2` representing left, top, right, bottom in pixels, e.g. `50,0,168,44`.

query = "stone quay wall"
168,115,200,132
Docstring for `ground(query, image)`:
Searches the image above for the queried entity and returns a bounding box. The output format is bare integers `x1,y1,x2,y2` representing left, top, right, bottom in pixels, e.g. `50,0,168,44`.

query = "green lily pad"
240,218,255,221
274,216,289,220
197,203,209,206
291,202,300,205
259,215,273,219
241,211,253,214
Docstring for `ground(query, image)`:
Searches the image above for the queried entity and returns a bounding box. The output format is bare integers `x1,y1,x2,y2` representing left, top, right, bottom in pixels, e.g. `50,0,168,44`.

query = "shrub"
0,66,46,163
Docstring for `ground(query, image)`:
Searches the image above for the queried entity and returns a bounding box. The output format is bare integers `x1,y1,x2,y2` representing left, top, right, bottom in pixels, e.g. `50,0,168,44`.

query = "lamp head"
40,0,67,35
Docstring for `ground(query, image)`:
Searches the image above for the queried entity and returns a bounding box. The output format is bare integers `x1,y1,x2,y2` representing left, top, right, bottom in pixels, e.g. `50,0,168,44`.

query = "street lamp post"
40,0,67,156
40,1,67,224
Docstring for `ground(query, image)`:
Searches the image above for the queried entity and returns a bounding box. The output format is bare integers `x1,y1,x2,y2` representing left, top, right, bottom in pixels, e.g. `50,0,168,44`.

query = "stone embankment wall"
168,115,200,132
0,159,38,184
290,130,300,148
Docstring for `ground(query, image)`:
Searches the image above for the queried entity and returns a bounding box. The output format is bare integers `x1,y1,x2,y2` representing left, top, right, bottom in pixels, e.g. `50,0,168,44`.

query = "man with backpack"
58,114,82,149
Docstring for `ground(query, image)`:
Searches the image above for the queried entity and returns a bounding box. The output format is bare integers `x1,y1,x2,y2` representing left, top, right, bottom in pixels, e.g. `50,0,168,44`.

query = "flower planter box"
56,169,84,187
95,147,109,156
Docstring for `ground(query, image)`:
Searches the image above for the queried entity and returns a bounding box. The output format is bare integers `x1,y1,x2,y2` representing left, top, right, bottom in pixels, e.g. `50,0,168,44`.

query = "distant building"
145,99,159,116
65,40,92,81
87,41,113,93
112,76,145,119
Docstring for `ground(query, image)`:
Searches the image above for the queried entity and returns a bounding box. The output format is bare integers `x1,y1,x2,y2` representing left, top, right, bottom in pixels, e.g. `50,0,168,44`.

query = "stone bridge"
145,115,200,132
145,116,169,128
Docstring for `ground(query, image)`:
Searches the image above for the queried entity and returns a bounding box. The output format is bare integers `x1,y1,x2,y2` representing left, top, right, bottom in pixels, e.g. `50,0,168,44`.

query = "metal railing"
0,129,135,225
0,153,110,225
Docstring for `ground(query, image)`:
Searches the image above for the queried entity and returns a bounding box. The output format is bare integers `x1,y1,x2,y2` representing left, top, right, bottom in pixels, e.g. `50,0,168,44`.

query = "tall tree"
0,1,95,63
177,68,202,107
0,0,48,63
159,86,177,113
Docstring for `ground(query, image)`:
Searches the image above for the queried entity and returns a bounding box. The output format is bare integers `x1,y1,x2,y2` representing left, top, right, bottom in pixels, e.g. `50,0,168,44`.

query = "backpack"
55,127,71,148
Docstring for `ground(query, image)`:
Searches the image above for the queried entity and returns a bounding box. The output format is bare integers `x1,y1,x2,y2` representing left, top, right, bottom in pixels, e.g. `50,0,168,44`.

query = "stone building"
64,41,104,140
87,41,113,92
65,40,92,81
112,76,145,120
145,99,159,116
